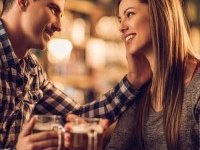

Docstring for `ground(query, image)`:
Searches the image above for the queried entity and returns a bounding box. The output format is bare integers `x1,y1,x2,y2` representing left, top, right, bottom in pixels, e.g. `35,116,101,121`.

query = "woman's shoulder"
186,62,200,91
184,64,200,114
191,64,200,121
184,61,200,102
191,64,200,88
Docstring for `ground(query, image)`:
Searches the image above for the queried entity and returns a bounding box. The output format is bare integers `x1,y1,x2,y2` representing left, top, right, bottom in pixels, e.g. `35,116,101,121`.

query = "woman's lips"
125,34,136,44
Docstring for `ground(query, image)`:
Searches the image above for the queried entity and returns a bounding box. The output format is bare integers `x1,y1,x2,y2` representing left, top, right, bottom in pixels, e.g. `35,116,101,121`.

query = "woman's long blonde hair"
116,0,199,149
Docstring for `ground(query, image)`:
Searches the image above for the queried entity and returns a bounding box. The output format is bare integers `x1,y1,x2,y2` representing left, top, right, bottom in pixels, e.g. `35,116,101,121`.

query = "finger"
64,123,73,132
43,148,58,150
66,114,78,122
64,132,70,140
64,140,70,148
64,133,71,148
19,117,36,138
30,138,59,150
31,131,58,142
101,119,110,130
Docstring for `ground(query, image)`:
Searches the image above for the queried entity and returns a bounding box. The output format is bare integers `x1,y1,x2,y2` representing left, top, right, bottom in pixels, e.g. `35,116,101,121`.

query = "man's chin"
35,42,47,50
40,44,47,50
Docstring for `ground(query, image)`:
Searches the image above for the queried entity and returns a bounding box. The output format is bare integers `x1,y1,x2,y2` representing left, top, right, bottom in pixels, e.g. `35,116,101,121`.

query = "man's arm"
33,53,151,122
72,76,141,122
33,73,140,123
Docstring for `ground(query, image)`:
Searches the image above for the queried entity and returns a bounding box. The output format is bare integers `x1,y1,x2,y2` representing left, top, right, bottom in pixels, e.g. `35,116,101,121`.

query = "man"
0,0,151,149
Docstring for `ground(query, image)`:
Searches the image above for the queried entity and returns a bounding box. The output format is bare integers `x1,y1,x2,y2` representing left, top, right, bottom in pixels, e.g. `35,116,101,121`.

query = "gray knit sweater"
106,67,200,150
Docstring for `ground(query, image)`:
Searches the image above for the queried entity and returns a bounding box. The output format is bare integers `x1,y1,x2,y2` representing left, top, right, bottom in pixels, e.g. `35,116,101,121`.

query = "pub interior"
32,0,200,147
27,0,200,105
0,0,199,149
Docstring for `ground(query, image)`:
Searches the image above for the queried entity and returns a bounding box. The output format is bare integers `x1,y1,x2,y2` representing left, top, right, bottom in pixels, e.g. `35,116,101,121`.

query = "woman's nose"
119,20,128,34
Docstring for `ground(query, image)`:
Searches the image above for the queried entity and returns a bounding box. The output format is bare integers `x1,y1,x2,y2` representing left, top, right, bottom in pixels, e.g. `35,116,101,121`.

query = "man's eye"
50,7,59,15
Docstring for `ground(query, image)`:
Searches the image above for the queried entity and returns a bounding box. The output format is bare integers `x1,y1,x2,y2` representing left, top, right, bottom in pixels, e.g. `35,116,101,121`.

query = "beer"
70,118,103,150
32,123,64,133
70,132,103,150
32,115,64,132
32,115,65,150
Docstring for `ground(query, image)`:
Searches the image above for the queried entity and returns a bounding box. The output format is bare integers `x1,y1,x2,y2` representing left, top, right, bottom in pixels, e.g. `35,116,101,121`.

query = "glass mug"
32,114,65,150
69,117,104,150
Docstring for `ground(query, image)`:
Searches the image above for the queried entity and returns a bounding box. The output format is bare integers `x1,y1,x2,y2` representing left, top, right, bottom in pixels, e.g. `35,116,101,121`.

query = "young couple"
0,0,199,149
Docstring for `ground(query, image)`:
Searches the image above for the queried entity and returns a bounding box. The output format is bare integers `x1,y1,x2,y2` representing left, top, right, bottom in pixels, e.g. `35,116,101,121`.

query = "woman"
106,0,200,149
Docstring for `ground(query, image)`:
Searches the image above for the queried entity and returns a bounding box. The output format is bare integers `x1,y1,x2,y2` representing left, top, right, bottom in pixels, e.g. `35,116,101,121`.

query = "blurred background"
0,0,200,104
40,0,200,105
0,0,199,148
43,0,129,105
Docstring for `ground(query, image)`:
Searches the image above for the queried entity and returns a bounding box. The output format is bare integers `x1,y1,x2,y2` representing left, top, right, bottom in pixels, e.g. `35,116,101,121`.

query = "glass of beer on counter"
32,114,65,150
69,117,104,150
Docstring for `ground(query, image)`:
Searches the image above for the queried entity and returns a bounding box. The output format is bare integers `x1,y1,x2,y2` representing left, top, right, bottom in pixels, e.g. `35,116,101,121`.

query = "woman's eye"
118,18,122,24
127,12,135,18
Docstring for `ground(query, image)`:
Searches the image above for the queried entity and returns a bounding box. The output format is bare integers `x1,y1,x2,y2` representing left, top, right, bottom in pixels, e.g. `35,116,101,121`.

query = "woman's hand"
126,53,152,90
64,114,110,148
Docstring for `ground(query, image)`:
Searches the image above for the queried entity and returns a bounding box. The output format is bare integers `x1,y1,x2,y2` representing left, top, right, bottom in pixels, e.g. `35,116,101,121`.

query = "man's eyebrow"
48,2,61,13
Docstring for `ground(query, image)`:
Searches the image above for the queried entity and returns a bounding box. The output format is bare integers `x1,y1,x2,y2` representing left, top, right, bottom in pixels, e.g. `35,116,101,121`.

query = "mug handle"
87,129,98,150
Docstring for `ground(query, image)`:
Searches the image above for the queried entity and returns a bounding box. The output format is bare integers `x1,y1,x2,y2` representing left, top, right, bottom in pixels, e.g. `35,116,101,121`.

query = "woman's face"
118,0,152,55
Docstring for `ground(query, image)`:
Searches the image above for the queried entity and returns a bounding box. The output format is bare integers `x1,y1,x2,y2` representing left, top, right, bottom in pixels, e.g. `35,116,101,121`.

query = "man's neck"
1,16,28,59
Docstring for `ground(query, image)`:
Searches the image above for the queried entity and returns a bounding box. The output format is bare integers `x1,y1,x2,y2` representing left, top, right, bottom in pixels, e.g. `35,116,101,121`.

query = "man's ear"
18,0,29,11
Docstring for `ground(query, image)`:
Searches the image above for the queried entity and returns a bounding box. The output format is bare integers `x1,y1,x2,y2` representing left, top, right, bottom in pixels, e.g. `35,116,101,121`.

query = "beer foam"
34,123,64,132
71,124,103,134
93,125,103,133
71,125,88,133
87,124,103,134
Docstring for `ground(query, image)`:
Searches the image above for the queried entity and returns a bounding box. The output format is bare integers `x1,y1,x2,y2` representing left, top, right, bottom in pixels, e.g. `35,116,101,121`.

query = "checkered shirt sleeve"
34,71,140,123
72,76,140,122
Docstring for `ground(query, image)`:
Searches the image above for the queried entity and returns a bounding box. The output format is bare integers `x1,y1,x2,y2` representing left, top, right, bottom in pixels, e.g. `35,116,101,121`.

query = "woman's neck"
184,59,199,87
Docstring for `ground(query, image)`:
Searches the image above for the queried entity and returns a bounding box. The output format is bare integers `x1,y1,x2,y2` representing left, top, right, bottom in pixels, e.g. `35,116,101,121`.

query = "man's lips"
45,28,53,38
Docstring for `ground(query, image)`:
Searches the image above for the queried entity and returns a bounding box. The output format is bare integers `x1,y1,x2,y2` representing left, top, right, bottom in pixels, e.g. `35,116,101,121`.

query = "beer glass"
69,117,103,150
32,114,65,150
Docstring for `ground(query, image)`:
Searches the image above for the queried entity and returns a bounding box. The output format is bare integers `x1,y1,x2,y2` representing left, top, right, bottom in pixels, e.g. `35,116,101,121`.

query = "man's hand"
16,117,60,150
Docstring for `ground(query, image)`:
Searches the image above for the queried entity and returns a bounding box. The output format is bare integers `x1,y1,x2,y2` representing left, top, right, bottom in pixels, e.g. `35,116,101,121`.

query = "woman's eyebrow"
123,7,136,15
118,7,136,19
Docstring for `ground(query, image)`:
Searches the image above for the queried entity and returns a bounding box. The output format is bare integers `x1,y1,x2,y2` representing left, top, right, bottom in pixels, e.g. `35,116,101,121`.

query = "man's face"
21,0,65,50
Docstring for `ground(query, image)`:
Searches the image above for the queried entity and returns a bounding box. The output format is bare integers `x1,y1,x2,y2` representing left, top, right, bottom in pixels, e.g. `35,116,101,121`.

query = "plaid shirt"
0,20,139,148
